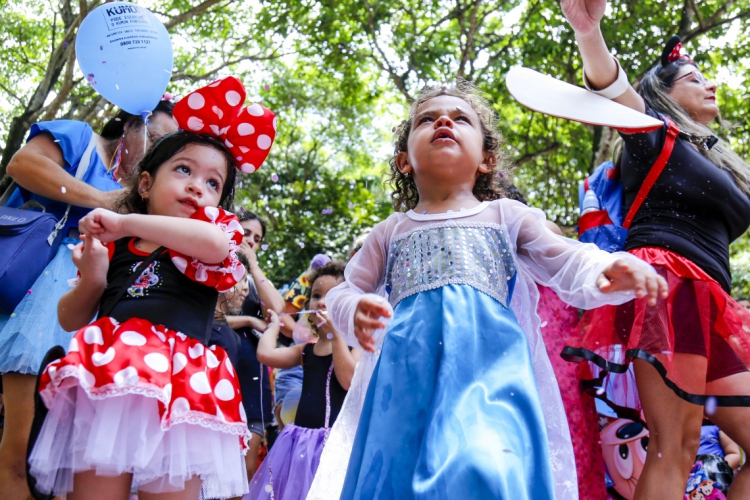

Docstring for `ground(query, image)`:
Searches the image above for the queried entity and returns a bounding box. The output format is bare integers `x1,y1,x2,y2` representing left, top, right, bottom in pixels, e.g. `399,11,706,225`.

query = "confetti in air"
261,244,268,251
271,173,279,182
61,187,67,193
705,396,717,415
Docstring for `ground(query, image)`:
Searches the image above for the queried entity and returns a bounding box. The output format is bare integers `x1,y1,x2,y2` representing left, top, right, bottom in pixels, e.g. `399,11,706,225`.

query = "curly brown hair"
387,79,511,212
306,260,346,299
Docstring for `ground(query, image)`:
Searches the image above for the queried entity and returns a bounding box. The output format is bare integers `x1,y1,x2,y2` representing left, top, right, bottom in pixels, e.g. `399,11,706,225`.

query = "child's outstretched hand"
71,234,109,283
266,309,280,328
79,208,127,243
354,296,392,353
598,258,668,306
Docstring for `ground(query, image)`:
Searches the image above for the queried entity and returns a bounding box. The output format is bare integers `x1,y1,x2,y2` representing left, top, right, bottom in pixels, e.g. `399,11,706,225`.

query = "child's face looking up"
398,95,489,183
308,275,342,313
138,143,228,217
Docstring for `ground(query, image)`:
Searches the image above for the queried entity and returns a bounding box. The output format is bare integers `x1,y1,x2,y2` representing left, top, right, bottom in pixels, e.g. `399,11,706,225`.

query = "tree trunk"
591,126,617,170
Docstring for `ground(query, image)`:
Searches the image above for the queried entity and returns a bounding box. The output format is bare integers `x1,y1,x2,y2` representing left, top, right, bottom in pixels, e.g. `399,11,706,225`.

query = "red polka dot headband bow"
173,76,277,173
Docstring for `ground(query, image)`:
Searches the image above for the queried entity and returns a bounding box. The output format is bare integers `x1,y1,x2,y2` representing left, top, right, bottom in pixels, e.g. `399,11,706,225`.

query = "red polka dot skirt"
29,316,251,498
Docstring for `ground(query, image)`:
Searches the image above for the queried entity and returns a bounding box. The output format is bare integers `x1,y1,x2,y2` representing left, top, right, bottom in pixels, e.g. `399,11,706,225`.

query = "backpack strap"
46,133,98,244
622,117,680,230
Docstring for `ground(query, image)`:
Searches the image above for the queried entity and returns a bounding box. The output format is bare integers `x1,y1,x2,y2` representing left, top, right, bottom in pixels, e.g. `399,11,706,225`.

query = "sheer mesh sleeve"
327,219,394,349
501,199,650,309
169,207,244,293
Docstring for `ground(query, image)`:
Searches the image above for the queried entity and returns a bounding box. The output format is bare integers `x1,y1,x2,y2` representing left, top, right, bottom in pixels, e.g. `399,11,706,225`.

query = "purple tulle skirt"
245,424,327,500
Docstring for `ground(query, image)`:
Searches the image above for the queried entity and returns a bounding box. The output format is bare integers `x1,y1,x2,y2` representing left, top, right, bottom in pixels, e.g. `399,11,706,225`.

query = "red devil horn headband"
173,76,277,173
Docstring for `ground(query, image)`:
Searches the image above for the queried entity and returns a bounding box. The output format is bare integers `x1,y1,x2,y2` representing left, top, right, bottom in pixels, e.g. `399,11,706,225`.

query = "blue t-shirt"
6,120,122,236
698,425,725,457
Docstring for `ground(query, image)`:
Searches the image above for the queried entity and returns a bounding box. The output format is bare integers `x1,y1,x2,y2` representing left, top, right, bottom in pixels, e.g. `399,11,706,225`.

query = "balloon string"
109,137,124,180
141,111,151,157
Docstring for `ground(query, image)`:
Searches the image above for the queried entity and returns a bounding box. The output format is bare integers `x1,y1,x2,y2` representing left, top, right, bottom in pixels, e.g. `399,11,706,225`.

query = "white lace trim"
42,365,251,450
405,201,490,221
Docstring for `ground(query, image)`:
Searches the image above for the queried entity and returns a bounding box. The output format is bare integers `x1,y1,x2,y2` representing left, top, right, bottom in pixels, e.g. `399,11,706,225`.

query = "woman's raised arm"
560,0,645,113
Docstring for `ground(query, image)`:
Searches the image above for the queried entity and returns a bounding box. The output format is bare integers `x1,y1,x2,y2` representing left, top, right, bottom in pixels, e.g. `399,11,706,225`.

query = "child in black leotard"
27,76,276,500
248,261,361,500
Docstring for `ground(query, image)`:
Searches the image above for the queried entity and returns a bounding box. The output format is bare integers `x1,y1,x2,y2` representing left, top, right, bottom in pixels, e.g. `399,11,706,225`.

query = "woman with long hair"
560,1,750,498
0,100,176,500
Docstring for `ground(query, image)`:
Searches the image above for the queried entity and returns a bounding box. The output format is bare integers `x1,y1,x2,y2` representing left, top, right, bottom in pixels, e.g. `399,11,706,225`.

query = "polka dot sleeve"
168,207,245,293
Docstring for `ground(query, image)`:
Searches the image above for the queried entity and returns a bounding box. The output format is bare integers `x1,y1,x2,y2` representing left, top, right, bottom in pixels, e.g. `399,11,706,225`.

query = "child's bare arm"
79,208,229,263
58,235,109,331
256,310,304,368
314,311,362,390
719,430,741,469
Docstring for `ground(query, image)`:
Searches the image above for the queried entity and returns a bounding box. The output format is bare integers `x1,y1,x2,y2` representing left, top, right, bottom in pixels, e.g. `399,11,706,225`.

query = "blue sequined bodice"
385,222,517,308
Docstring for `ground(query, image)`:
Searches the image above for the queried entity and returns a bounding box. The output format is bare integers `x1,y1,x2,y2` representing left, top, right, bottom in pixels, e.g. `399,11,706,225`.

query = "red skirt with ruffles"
30,316,250,497
563,247,750,406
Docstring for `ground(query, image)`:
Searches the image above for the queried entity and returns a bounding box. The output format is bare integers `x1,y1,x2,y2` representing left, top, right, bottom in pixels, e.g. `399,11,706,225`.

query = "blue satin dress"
340,223,555,500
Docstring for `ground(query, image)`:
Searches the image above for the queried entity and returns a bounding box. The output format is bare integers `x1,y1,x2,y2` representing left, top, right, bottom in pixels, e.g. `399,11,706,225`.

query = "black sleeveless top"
100,238,218,344
620,104,750,291
294,343,349,429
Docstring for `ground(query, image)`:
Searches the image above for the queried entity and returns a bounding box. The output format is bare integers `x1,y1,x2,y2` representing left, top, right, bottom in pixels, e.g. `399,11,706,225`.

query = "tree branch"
165,0,227,30
515,141,562,166
171,51,292,82
683,8,750,43
360,0,412,102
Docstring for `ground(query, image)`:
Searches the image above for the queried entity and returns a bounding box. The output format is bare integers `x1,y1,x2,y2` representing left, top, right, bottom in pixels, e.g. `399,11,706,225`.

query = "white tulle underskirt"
29,385,248,498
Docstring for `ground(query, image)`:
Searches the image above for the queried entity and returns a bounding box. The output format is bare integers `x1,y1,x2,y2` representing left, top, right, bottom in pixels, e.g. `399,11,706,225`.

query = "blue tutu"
0,238,79,375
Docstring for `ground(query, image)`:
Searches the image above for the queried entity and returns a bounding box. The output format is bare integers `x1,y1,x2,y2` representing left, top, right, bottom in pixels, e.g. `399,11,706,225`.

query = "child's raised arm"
79,207,229,264
58,235,109,331
256,311,304,369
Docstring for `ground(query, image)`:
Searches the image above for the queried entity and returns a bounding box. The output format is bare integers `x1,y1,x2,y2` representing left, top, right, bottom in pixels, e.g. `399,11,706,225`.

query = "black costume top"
620,104,750,291
235,280,273,423
293,343,348,429
101,238,218,344
209,322,242,367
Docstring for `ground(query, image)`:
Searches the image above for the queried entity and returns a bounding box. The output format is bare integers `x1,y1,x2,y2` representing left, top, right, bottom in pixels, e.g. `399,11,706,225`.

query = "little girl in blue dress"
316,81,667,500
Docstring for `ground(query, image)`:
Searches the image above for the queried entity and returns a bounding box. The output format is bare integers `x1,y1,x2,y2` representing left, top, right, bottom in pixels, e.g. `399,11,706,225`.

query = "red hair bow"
173,76,277,173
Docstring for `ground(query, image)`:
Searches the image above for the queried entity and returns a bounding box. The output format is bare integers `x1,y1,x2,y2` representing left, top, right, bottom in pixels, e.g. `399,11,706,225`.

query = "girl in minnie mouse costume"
27,77,276,500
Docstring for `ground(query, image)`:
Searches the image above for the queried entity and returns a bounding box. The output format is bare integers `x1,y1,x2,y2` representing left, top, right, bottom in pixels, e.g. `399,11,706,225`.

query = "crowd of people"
0,1,749,499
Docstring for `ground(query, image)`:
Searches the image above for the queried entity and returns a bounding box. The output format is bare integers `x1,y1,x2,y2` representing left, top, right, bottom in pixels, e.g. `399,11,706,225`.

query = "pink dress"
538,285,607,500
